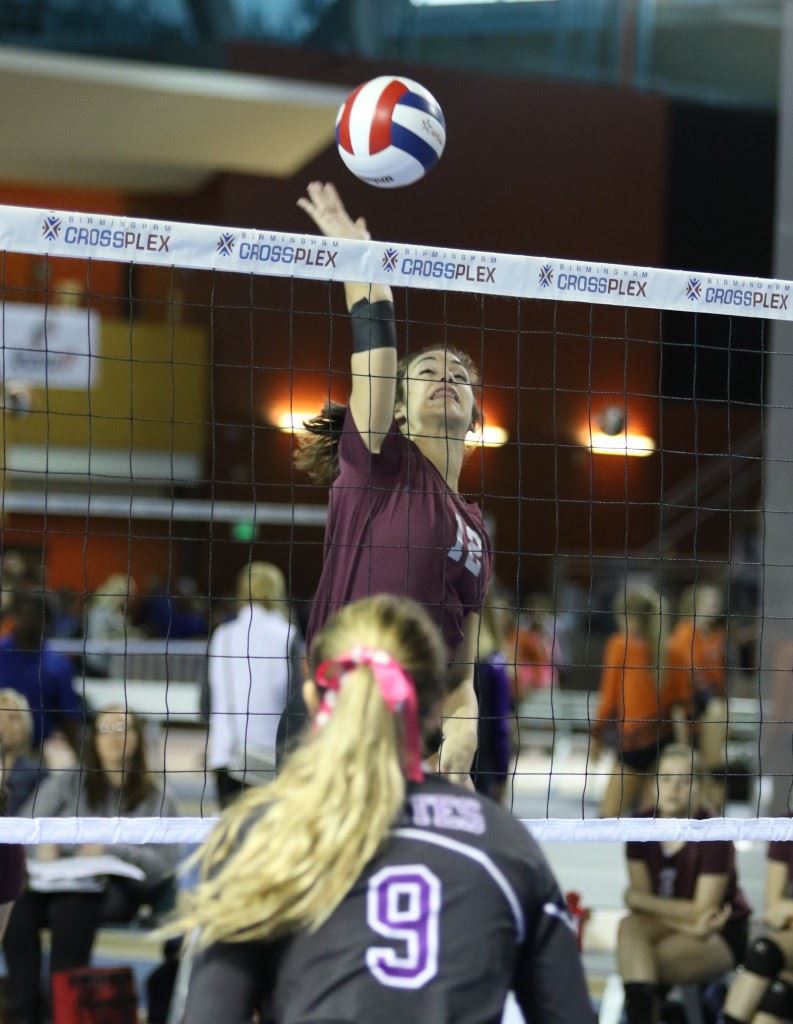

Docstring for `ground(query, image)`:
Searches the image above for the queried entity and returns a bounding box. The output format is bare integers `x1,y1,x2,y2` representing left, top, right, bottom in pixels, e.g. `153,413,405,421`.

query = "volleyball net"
0,202,786,844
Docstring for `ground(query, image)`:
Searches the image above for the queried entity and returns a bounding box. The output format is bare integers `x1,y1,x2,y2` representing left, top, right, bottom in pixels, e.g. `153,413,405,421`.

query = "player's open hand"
297,181,370,241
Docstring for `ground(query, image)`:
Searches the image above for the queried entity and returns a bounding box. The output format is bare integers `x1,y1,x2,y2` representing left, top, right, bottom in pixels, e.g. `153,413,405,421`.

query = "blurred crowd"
0,546,759,818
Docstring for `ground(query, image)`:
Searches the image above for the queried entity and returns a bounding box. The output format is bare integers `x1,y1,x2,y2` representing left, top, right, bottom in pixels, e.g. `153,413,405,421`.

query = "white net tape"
1,203,790,319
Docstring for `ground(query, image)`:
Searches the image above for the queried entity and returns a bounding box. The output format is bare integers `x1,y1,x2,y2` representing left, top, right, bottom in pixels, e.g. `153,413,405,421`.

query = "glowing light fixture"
466,424,509,448
274,410,316,433
583,429,656,458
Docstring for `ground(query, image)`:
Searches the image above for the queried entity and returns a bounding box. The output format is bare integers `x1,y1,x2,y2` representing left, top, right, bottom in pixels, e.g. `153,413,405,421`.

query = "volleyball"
335,76,446,189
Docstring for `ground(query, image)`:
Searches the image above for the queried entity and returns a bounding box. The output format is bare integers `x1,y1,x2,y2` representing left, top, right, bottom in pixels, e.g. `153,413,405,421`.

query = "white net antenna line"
5,816,793,845
1,202,792,319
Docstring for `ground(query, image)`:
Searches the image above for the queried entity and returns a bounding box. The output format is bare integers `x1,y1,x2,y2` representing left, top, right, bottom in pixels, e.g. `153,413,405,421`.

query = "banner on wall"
1,303,99,390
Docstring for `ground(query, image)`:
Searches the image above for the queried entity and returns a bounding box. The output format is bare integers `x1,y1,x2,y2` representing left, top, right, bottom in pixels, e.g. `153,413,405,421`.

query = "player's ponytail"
293,400,347,485
168,595,448,948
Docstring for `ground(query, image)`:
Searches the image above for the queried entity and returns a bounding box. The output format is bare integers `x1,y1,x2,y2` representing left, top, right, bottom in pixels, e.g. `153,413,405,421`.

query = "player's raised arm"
297,181,396,453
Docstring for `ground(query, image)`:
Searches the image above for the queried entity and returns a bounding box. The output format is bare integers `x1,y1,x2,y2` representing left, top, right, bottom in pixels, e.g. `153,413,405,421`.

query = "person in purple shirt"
286,181,492,782
0,595,83,751
471,589,514,803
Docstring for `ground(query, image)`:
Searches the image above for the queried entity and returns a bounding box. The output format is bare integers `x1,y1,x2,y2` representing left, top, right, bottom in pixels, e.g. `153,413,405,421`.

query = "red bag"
51,967,138,1024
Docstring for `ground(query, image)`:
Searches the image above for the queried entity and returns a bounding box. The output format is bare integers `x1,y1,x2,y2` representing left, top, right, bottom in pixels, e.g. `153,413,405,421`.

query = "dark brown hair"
84,707,154,813
294,344,482,485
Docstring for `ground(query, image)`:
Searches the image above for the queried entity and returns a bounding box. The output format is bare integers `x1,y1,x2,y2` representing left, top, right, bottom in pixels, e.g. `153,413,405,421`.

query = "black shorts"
619,738,671,773
721,915,750,966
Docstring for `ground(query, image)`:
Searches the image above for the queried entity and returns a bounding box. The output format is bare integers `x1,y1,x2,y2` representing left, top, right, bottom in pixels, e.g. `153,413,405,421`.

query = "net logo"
41,216,61,242
686,278,702,301
556,272,647,297
382,248,399,272
216,233,236,257
61,226,171,252
703,285,789,310
398,256,496,284
539,264,554,288
236,242,337,268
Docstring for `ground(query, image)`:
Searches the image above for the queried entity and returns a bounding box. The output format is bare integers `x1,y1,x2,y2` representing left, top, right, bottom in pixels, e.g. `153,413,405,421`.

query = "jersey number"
365,865,441,989
448,511,483,577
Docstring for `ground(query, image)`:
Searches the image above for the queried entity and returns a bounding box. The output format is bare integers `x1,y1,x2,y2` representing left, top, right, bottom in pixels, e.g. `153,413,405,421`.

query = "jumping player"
282,181,491,781
174,594,594,1024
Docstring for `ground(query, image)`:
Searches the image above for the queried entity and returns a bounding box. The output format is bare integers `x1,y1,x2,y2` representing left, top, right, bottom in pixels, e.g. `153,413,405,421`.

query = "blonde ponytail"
166,595,447,948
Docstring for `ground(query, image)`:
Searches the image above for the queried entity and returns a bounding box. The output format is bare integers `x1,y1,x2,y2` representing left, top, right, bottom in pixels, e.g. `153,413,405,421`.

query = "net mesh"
0,202,785,843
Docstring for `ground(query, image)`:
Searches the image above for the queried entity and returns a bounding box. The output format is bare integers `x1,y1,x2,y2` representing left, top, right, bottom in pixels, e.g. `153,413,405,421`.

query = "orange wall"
3,514,176,594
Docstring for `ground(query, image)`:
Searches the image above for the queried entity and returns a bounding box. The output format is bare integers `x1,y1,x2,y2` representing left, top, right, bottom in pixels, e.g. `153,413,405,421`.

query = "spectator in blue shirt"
0,596,83,751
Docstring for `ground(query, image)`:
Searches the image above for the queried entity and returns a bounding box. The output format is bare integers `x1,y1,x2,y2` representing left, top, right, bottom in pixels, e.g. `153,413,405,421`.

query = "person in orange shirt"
665,583,728,812
506,594,558,701
591,585,676,818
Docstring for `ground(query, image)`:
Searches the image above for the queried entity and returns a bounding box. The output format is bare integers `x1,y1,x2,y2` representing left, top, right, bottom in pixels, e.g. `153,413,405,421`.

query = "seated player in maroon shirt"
288,181,492,782
174,595,593,1024
723,839,793,1024
617,744,751,1024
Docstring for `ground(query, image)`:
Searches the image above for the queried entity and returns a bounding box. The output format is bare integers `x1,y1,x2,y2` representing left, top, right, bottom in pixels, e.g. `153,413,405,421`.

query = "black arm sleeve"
513,877,596,1024
183,940,270,1024
349,298,396,353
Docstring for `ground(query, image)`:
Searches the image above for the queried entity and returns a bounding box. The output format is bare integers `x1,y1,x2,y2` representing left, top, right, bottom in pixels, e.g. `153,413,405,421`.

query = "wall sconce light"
580,405,656,457
466,424,509,448
274,410,316,433
584,430,656,457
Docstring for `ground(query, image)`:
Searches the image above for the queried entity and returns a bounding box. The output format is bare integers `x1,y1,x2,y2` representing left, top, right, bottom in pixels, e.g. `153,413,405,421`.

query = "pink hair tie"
314,646,424,783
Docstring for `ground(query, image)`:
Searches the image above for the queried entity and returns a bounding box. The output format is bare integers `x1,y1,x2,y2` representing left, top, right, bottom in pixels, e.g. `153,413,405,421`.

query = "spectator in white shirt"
208,562,295,808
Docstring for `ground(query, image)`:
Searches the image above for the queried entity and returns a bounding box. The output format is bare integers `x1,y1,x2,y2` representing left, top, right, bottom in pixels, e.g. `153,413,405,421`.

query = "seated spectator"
591,584,674,817
0,551,28,639
136,575,208,639
722,839,793,1024
471,588,514,804
4,705,179,1024
208,562,294,808
666,582,728,811
617,744,751,1024
0,595,83,753
49,587,82,639
84,572,138,676
0,690,47,813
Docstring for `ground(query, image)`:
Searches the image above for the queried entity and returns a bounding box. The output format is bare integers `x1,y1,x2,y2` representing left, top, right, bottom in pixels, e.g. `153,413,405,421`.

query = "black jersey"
182,776,593,1024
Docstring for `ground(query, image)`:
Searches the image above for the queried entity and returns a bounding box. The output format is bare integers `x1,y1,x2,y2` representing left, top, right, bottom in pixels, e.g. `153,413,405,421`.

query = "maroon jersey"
768,841,793,897
306,409,492,654
627,809,751,921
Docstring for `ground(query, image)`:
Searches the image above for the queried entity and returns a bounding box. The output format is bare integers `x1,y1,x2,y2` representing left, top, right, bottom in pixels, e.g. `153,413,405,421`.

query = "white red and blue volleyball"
335,76,446,189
